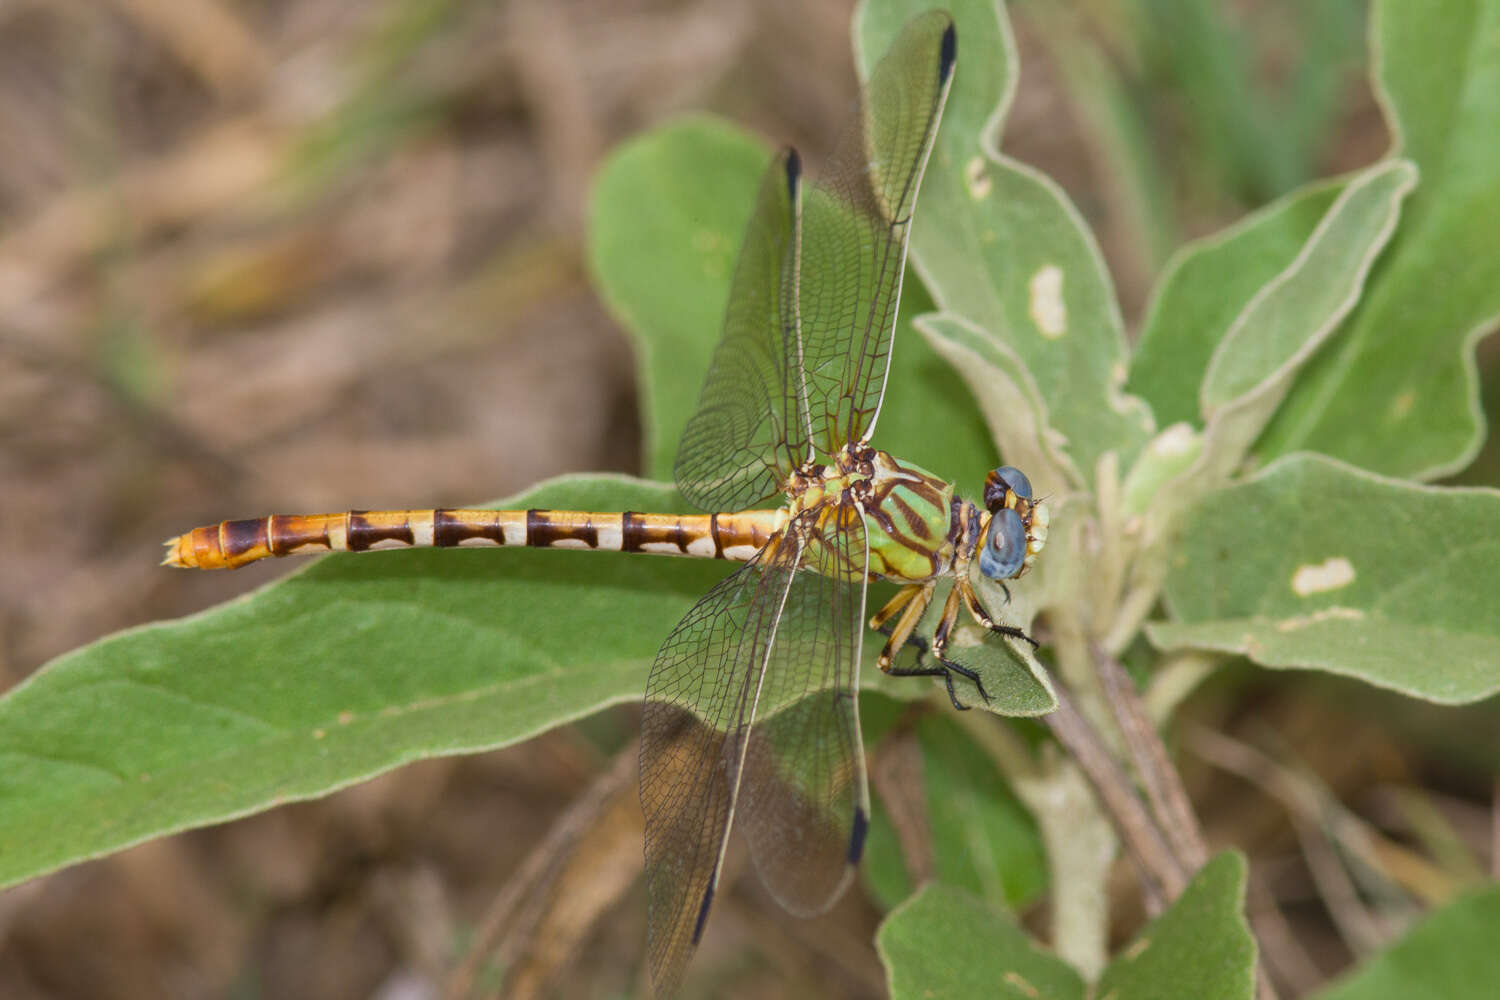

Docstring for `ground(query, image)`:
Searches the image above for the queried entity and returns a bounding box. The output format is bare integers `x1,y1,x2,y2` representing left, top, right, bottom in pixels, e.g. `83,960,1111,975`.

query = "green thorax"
787,446,957,584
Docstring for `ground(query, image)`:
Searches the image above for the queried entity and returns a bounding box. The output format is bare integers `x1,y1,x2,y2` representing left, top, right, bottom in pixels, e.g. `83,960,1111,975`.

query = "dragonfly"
163,10,1048,995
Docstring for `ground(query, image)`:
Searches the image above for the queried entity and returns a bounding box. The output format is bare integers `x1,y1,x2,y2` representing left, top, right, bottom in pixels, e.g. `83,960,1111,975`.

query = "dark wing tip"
939,22,957,84
690,884,716,945
849,806,870,864
784,147,802,197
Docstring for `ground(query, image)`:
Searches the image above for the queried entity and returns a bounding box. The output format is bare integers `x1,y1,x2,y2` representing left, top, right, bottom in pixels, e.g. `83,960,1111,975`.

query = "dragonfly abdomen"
163,507,787,570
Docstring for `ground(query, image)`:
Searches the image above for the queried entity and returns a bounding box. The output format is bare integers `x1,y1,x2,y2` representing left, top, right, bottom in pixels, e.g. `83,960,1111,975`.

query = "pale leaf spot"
1152,422,1197,457
691,229,726,254
1003,971,1040,998
1029,265,1066,338
694,229,730,279
1390,389,1416,420
964,156,992,199
1291,557,1356,596
1276,606,1365,631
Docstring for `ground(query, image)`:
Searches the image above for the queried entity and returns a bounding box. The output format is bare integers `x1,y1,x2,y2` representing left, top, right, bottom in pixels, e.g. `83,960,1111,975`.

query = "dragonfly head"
978,466,1049,581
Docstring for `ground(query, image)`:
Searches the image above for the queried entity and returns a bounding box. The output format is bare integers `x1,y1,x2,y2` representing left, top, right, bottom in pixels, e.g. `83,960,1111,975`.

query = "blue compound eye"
983,465,1033,511
979,507,1026,580
995,466,1032,500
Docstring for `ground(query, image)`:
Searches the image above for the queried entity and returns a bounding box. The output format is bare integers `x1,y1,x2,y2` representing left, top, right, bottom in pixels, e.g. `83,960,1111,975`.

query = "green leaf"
1256,0,1500,478
587,116,768,482
1314,887,1500,1000
863,712,1046,911
858,0,1155,495
1131,179,1344,429
1201,161,1416,412
1149,454,1500,704
1095,852,1255,1000
917,312,1075,500
0,476,721,890
1140,161,1416,531
916,715,1047,906
877,882,1086,1000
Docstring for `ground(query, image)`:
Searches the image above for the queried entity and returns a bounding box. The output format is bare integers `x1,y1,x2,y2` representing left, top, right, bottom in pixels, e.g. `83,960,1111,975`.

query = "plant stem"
1043,682,1187,898
1093,642,1208,869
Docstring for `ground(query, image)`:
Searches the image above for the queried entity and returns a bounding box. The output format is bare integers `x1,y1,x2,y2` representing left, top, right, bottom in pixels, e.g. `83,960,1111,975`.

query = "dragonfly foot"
882,631,991,710
990,623,1040,650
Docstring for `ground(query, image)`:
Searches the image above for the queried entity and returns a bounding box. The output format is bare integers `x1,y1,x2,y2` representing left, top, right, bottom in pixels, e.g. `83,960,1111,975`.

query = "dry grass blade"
445,739,641,1000
0,118,282,310
107,0,270,96
1246,869,1325,998
1187,726,1418,958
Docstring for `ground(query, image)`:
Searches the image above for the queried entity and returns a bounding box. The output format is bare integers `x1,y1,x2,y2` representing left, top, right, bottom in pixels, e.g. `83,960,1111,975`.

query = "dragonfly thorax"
780,444,960,584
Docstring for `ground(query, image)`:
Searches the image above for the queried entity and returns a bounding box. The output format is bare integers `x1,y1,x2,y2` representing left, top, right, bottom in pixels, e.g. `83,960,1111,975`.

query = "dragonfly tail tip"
161,536,189,568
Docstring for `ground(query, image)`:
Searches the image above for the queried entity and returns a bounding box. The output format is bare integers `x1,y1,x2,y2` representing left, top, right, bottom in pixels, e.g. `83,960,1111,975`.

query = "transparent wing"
674,149,804,512
640,504,872,994
674,11,955,509
800,10,955,453
738,498,870,917
640,534,803,997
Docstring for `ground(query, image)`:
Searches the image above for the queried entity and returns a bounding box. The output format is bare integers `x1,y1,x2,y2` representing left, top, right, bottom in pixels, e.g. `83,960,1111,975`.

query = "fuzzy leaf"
858,0,1155,492
1314,887,1500,1000
1138,161,1416,536
1151,454,1500,703
878,882,1085,1000
1256,0,1500,478
1132,179,1345,428
1095,852,1255,1000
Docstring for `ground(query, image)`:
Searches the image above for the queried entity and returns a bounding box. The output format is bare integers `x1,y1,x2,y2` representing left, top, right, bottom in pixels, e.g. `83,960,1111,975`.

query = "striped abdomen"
164,508,787,570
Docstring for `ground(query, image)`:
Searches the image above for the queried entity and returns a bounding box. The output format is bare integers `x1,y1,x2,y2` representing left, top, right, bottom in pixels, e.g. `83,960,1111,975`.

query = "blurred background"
1,0,1493,997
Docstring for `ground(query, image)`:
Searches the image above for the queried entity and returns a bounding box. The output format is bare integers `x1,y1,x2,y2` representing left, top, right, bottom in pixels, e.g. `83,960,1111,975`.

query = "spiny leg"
924,584,992,708
958,578,1039,650
874,583,969,708
879,584,989,711
871,583,932,671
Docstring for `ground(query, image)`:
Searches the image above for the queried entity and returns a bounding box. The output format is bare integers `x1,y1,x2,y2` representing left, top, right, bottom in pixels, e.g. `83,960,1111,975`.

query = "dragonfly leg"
927,584,990,707
872,583,934,671
881,583,989,710
878,631,963,711
959,578,1039,650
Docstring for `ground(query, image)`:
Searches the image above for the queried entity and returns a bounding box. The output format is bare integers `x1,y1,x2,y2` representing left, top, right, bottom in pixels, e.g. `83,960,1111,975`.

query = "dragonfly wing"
800,10,955,453
640,532,805,996
674,149,806,512
676,12,955,506
738,498,871,916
